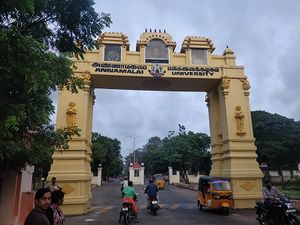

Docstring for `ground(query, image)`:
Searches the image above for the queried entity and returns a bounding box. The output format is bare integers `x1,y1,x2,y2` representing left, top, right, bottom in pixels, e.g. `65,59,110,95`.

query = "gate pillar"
208,54,263,208
48,72,94,215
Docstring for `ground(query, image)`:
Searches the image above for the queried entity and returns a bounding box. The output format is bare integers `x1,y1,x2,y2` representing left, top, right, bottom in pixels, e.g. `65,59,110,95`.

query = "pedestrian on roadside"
121,177,128,192
51,190,65,225
24,188,52,225
45,177,62,192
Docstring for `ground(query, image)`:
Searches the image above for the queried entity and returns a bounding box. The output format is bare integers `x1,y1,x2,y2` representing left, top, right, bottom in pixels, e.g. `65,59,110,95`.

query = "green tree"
162,128,211,183
252,111,300,185
0,0,111,177
143,137,164,175
91,133,123,179
142,126,211,183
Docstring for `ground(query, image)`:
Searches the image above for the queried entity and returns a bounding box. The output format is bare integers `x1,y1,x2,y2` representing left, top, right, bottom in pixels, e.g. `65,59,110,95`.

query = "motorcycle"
118,195,138,225
147,196,160,215
255,197,300,225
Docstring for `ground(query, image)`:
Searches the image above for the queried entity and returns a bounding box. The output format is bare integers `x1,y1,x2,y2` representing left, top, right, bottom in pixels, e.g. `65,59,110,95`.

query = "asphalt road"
64,179,259,225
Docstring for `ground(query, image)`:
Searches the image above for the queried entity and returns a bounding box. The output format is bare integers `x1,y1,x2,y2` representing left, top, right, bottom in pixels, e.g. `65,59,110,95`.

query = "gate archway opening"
48,31,263,215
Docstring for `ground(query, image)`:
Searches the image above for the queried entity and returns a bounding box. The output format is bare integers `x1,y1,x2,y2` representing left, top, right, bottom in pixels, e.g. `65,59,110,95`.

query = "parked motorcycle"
147,196,160,215
255,197,300,225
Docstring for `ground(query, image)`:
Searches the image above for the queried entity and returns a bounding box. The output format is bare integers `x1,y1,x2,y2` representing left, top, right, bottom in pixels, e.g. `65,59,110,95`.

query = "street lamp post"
128,136,140,163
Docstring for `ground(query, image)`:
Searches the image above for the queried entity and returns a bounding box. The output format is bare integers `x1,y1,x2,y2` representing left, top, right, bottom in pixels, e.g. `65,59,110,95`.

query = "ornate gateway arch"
48,31,263,215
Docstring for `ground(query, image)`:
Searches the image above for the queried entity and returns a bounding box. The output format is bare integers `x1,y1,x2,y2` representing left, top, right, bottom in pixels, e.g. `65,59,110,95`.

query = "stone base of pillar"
46,175,92,215
47,148,92,215
61,200,90,215
233,199,259,209
210,167,263,209
230,176,263,209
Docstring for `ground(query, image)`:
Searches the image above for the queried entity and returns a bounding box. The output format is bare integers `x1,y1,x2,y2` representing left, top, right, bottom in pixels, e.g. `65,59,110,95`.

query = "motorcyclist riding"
122,181,138,222
262,179,285,217
263,180,285,206
145,179,159,205
256,179,299,225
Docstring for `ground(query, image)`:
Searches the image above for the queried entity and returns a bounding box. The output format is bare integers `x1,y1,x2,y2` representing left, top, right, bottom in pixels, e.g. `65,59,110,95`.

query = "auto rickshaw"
153,174,165,190
197,176,233,215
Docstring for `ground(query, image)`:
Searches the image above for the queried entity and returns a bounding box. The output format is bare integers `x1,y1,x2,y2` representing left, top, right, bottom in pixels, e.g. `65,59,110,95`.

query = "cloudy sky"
53,0,300,157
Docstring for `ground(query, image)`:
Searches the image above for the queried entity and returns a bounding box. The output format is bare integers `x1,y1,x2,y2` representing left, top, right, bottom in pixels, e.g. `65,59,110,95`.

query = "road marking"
84,219,95,221
170,204,180,209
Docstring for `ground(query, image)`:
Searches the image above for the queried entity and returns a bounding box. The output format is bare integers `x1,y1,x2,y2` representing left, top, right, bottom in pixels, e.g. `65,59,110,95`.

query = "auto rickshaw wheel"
197,200,203,210
221,207,229,216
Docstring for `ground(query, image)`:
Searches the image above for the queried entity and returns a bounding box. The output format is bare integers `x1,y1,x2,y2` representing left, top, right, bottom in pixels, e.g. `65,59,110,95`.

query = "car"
153,174,165,190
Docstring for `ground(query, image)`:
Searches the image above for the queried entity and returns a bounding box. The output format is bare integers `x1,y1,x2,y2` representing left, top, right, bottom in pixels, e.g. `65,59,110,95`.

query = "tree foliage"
91,133,123,179
252,110,300,171
0,0,111,175
141,125,211,182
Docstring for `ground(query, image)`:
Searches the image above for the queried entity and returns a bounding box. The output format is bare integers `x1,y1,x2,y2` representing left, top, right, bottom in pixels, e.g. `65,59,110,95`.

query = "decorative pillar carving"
66,102,77,128
240,77,251,96
234,105,246,136
221,75,230,96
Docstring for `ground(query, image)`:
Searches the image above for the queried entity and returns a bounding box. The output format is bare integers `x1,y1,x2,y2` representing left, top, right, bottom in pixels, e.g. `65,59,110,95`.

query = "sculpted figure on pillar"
66,102,77,128
234,106,246,136
221,75,230,96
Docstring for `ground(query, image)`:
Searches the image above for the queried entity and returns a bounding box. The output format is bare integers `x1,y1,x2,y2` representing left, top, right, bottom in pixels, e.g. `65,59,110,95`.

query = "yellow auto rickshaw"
153,174,165,190
197,176,233,215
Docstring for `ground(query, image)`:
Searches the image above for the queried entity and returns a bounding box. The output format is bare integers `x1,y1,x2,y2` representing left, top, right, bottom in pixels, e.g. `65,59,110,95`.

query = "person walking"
24,188,52,225
51,190,65,225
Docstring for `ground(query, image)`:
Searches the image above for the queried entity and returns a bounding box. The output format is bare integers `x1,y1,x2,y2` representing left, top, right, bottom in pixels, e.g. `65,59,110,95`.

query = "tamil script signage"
92,62,220,77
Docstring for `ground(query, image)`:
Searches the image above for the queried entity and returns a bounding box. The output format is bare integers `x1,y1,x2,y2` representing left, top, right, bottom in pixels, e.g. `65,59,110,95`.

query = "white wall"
187,173,201,183
268,170,300,183
129,167,144,185
168,167,180,184
91,167,102,186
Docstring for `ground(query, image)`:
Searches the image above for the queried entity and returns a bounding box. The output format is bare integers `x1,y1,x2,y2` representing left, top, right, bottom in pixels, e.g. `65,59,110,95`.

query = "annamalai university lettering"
168,66,219,76
92,62,219,77
92,62,147,74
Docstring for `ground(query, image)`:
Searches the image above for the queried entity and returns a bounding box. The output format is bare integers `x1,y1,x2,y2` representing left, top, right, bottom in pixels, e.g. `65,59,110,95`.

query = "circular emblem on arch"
149,64,166,78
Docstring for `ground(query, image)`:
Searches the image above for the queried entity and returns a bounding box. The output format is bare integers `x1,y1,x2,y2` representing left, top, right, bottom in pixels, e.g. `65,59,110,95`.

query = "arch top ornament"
181,36,215,53
136,29,176,51
97,32,130,50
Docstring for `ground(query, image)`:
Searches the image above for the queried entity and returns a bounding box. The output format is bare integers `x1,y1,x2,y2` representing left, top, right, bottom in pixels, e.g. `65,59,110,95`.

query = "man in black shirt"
145,179,159,200
24,188,52,225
